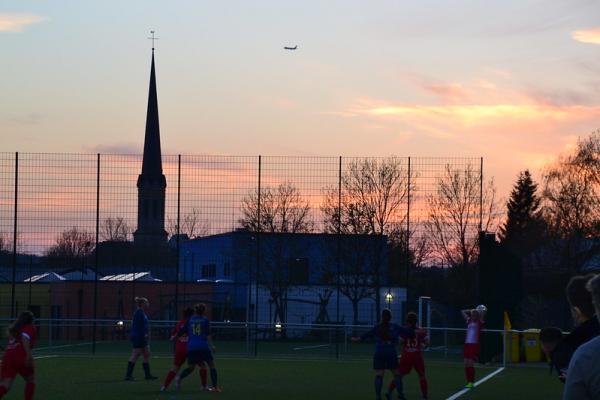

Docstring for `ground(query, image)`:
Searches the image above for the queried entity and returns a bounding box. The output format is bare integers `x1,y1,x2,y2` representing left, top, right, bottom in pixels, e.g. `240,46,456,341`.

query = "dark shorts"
188,349,213,365
131,336,148,349
373,350,398,370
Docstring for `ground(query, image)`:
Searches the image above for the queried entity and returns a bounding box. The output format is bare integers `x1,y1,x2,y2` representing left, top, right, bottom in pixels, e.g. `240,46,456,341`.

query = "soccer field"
2,354,563,400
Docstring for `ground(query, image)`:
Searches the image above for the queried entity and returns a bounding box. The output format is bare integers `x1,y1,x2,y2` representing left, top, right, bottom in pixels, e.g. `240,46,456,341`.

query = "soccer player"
161,307,208,391
125,296,157,381
352,309,414,400
0,311,37,400
461,307,485,389
173,303,221,392
387,312,429,399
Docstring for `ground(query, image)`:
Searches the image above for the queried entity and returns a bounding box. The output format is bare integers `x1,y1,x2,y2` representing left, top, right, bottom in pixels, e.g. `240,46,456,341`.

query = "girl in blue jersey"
125,297,157,381
173,303,221,392
352,309,413,400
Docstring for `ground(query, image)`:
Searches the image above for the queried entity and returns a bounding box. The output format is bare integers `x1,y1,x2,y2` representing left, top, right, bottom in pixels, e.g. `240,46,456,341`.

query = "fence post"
92,153,100,354
254,155,262,357
10,152,18,319
479,157,483,232
175,154,181,318
405,157,411,307
336,156,342,360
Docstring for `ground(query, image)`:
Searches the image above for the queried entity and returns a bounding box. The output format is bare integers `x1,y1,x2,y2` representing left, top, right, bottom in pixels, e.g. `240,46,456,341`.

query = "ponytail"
8,311,34,337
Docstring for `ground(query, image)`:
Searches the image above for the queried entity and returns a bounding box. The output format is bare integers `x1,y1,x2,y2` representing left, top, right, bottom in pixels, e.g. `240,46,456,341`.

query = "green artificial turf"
1,355,563,400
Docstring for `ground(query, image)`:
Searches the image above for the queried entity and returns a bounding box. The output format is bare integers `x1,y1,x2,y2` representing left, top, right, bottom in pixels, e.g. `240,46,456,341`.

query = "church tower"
133,46,168,247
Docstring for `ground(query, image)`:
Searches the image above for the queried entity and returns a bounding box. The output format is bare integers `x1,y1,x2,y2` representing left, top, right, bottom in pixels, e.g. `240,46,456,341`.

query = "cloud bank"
0,13,47,33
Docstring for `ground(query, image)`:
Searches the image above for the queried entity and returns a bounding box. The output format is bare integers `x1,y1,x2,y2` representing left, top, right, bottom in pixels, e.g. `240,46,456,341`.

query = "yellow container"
509,331,520,363
523,329,542,362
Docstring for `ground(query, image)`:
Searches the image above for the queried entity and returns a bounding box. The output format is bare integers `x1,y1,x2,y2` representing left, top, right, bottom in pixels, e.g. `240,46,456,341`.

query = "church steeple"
141,50,163,176
134,44,167,248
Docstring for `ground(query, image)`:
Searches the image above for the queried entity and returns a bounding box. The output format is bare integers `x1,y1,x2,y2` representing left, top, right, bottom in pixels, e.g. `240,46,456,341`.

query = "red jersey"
401,326,428,354
172,319,189,353
465,318,483,344
6,324,37,353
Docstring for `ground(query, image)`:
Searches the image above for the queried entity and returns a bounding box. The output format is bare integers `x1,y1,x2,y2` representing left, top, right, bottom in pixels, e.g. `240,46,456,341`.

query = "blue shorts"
130,336,148,349
187,349,213,365
373,350,398,370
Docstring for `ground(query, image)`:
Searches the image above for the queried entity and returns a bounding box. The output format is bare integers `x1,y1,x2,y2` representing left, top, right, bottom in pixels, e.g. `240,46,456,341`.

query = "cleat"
210,386,223,393
384,393,391,400
464,382,474,389
202,386,210,391
160,385,166,392
145,375,158,380
124,376,134,381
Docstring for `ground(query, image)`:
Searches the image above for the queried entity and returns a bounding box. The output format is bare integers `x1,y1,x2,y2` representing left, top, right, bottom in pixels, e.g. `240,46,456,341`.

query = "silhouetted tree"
45,227,95,268
542,130,600,271
167,208,208,239
240,182,313,233
322,157,410,322
100,217,131,242
499,170,547,258
425,164,498,306
239,182,313,329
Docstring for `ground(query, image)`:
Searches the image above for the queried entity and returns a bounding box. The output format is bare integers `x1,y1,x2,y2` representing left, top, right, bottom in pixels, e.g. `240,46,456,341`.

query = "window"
202,264,216,278
223,263,231,277
289,258,309,285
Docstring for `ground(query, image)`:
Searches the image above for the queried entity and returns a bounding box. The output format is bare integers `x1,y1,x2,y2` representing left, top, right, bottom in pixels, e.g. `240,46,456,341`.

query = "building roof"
100,271,161,282
24,272,66,283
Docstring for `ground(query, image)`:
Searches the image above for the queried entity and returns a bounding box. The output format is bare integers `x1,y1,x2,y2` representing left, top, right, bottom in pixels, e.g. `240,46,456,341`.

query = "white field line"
0,354,58,366
35,341,95,351
292,344,330,351
446,367,505,400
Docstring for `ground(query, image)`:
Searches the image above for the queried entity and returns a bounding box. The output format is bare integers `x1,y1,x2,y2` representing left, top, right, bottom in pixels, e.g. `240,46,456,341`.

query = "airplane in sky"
284,45,298,50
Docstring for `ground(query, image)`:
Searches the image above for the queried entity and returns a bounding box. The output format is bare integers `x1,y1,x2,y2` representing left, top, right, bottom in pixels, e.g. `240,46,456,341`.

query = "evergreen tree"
499,170,546,257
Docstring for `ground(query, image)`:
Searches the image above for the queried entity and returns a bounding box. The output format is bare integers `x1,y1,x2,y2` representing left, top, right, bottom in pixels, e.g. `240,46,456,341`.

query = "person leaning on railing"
563,274,600,399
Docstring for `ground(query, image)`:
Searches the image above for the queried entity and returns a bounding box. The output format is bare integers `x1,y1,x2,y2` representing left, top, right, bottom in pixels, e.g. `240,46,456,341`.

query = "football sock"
200,368,208,386
374,375,383,399
126,361,135,377
24,382,35,400
164,370,176,388
143,362,152,378
466,366,475,383
179,367,194,380
388,379,396,393
419,375,428,398
210,368,218,387
393,375,404,398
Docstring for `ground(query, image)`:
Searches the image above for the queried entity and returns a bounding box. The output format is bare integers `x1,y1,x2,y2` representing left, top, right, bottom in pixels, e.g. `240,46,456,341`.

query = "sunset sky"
2,0,600,196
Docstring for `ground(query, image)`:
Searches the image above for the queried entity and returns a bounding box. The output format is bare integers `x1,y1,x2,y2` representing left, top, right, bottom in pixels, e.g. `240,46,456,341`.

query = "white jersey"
465,319,482,344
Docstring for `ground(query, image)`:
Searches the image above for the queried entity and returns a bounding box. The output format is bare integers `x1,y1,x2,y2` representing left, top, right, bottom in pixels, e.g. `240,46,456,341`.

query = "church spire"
134,39,167,248
141,49,162,175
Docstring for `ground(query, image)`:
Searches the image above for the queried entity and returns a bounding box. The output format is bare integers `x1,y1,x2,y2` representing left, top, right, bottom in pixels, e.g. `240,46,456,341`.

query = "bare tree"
240,182,313,234
100,217,131,242
425,164,498,268
45,227,95,267
167,208,209,239
239,182,313,330
322,157,411,323
542,130,600,271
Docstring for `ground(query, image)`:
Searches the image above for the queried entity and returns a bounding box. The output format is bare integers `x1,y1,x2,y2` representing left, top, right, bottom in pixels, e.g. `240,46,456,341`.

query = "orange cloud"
355,101,600,126
0,14,47,32
572,28,600,45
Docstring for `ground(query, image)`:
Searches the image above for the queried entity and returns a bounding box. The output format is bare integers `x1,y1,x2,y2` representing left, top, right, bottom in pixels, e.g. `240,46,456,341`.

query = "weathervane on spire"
148,30,158,51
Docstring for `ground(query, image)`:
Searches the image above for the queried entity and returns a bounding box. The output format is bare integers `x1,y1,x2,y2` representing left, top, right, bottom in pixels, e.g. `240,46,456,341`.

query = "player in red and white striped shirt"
461,307,485,389
0,311,37,400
